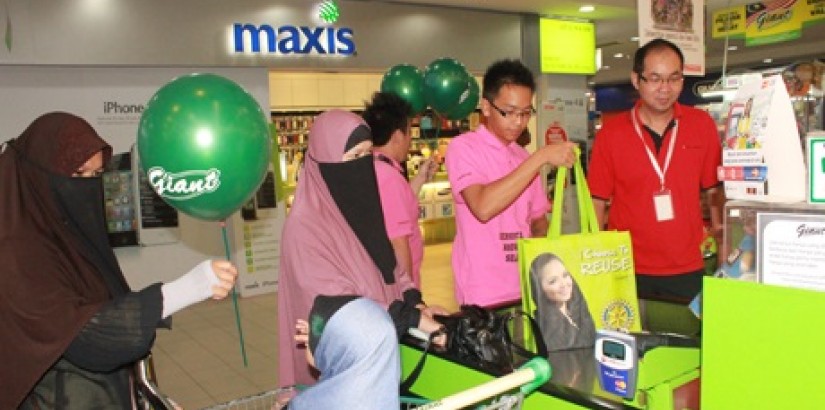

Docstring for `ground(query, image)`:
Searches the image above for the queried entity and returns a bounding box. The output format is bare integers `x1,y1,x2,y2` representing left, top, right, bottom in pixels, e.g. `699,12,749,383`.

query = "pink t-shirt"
446,125,549,306
375,155,424,287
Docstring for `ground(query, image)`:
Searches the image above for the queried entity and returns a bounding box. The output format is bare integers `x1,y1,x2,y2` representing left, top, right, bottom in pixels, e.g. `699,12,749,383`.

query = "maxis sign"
232,23,355,56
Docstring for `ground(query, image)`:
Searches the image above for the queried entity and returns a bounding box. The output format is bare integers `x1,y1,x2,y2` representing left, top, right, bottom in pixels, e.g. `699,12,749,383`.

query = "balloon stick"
220,220,249,367
431,111,442,151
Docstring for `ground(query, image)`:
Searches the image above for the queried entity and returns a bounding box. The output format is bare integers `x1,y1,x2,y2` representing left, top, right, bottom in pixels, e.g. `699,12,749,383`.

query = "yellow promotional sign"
712,5,747,37
800,0,825,22
539,18,596,75
712,0,823,45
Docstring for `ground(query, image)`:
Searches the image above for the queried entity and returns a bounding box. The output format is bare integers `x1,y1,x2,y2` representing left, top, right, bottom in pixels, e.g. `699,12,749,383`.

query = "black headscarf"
318,123,396,284
0,112,123,408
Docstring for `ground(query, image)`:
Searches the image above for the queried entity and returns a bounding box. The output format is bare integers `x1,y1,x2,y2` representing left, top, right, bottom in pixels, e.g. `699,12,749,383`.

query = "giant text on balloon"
148,167,221,201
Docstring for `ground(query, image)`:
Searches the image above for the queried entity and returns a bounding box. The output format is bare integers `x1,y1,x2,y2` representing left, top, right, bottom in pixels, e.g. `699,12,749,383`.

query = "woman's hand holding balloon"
209,260,239,300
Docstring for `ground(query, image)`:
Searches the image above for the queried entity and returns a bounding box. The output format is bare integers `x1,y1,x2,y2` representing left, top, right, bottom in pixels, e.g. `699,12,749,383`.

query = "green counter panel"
702,277,825,409
401,345,589,409
401,343,700,409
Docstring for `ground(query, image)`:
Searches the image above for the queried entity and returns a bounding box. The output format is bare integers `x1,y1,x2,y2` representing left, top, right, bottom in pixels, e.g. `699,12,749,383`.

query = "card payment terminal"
595,329,638,399
595,329,701,400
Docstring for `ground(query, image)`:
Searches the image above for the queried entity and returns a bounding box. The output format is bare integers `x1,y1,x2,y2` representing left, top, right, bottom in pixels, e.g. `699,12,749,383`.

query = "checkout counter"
401,200,825,408
400,303,701,410
403,274,825,409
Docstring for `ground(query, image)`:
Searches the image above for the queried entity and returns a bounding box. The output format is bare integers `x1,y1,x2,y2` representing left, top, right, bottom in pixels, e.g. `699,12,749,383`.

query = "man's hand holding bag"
518,149,642,352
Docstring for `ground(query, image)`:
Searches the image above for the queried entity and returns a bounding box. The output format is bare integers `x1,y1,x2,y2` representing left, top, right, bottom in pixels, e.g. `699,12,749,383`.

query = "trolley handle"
518,357,552,395
415,357,552,410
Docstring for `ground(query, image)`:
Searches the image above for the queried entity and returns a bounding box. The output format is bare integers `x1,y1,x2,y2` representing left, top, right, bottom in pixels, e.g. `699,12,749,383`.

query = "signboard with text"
539,18,596,75
712,0,825,46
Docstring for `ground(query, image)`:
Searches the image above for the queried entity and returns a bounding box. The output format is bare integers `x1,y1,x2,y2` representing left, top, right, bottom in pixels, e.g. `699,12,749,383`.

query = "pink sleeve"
376,174,416,239
446,137,486,203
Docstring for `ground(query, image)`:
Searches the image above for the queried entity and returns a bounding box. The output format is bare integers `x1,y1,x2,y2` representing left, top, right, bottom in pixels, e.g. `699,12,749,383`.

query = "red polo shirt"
587,101,721,275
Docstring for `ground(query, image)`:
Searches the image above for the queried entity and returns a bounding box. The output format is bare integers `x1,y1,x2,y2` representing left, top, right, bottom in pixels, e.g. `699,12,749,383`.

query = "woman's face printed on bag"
538,259,573,305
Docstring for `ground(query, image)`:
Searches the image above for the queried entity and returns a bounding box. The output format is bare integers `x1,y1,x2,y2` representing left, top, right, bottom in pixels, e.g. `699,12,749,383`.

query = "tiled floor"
152,242,457,409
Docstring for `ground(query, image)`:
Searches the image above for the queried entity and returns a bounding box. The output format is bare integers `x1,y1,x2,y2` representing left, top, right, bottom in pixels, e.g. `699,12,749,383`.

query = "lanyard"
374,152,404,175
631,107,678,190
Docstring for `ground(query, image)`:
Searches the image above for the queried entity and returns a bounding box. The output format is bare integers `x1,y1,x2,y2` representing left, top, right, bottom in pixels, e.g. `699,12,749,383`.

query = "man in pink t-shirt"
364,92,437,287
446,60,576,307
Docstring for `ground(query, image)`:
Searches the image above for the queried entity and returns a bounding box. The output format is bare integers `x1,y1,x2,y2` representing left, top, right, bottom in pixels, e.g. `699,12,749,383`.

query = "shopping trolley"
202,389,286,410
203,357,550,410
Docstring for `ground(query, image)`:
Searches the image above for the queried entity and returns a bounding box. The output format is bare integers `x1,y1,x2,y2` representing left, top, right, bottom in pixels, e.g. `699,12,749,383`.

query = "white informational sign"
720,75,806,202
232,207,285,297
758,212,825,292
637,0,705,75
538,90,588,144
0,65,282,295
540,99,567,144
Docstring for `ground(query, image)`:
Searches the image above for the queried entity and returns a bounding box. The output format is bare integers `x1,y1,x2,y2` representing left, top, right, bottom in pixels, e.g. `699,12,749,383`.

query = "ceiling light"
630,36,639,42
727,45,738,51
763,58,773,63
613,53,624,58
601,65,611,70
579,5,595,12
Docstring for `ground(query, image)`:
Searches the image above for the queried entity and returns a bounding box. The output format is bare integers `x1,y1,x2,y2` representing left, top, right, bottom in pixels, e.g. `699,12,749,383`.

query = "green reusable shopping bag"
518,153,641,352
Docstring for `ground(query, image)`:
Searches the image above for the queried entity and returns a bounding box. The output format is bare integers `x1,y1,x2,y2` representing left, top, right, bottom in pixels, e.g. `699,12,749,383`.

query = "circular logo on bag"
602,300,636,331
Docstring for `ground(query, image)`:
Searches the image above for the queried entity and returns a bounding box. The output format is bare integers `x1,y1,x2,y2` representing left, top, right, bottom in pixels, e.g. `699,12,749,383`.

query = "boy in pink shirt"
364,92,437,287
446,60,576,306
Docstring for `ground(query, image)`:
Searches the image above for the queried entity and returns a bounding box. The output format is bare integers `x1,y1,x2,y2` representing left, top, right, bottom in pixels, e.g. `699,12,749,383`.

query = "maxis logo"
233,23,355,56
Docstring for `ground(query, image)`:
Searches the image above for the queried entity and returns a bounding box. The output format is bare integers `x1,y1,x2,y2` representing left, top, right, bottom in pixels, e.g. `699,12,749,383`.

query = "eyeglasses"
638,73,684,87
488,100,536,121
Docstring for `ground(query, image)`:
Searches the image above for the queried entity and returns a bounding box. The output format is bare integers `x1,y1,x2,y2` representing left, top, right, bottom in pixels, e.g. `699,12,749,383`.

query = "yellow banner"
712,0,823,44
712,5,747,37
800,0,825,22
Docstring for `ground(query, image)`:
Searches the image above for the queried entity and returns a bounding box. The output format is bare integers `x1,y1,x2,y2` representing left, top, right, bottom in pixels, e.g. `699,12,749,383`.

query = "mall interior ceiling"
379,0,825,85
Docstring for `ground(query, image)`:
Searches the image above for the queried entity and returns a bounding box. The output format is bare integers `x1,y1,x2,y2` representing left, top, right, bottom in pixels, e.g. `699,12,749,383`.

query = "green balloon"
137,73,271,221
381,64,426,115
444,77,480,120
423,57,471,115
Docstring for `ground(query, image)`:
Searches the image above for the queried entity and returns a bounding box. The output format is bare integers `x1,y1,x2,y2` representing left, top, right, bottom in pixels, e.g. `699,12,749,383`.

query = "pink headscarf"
277,110,416,387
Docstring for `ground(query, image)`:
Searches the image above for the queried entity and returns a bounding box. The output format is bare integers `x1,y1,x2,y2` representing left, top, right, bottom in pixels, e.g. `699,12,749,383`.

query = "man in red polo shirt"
587,39,724,304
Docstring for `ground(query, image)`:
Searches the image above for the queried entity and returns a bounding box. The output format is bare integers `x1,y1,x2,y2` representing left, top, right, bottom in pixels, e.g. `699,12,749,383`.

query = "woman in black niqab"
0,112,234,409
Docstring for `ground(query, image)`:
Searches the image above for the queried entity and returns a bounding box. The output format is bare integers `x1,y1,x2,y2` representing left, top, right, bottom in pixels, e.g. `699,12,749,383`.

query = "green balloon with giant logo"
443,76,480,120
423,57,471,115
137,73,271,221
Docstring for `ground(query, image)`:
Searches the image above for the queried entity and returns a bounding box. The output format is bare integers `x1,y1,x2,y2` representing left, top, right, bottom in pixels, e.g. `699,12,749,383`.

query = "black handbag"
436,305,547,372
401,305,547,393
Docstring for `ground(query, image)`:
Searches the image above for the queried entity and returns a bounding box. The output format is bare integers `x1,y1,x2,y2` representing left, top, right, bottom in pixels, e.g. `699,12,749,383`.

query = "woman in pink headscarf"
277,109,445,389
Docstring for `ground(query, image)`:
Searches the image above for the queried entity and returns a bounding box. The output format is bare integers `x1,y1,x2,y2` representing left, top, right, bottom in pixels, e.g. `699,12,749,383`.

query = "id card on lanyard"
631,107,678,222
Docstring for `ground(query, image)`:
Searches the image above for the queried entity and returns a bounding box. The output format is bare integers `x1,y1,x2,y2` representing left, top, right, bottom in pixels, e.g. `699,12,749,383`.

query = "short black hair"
633,38,684,74
482,59,536,102
362,92,412,147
